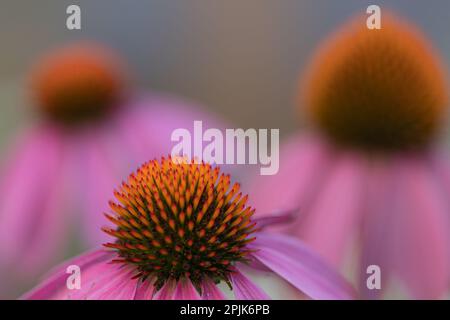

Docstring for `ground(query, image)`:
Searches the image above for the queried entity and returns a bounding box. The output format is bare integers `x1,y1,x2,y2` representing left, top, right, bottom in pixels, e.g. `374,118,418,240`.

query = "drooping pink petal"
23,249,142,300
430,150,450,271
0,125,67,275
249,134,333,226
173,279,201,300
253,208,297,230
201,279,226,300
230,267,270,300
430,149,450,203
134,279,156,300
250,233,356,300
359,158,399,299
298,151,366,266
153,279,176,300
387,156,449,299
75,129,121,246
245,255,272,273
87,267,138,300
23,249,111,299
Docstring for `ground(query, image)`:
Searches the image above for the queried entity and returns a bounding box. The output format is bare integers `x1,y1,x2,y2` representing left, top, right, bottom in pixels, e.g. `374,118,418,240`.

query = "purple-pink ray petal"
201,279,226,300
134,279,156,300
249,134,333,228
388,156,449,299
0,125,67,275
173,279,201,300
89,268,138,300
230,267,270,300
250,233,356,300
154,279,176,300
75,129,121,246
359,158,399,299
24,248,141,300
23,249,112,299
253,207,298,230
298,152,366,266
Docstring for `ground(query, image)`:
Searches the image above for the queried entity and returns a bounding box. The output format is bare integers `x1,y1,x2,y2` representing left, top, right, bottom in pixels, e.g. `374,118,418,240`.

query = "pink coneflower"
23,157,355,300
251,14,450,299
0,44,224,297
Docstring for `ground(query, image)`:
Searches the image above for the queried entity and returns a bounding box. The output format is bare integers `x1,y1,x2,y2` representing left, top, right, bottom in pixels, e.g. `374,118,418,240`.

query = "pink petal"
253,208,297,230
23,249,110,299
201,279,226,300
298,152,366,266
75,130,121,246
23,249,140,300
388,156,449,299
250,233,356,300
134,279,156,300
0,125,67,275
359,159,399,299
430,149,450,203
88,268,138,300
154,280,176,300
230,268,270,300
249,134,333,225
173,279,201,300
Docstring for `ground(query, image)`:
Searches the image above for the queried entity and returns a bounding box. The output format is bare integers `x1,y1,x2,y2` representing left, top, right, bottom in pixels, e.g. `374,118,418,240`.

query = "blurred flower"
251,13,450,299
22,157,355,300
0,43,224,298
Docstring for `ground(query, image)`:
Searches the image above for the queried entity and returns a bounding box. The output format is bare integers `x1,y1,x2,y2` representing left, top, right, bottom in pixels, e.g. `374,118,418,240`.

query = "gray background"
1,0,450,151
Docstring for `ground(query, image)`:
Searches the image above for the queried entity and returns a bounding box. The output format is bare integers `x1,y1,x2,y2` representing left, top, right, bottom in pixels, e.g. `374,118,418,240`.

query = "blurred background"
2,0,450,151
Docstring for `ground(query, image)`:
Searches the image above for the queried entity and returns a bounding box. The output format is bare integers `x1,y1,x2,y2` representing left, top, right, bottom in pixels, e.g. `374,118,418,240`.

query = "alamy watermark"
366,5,381,30
366,265,381,290
66,265,81,290
170,121,279,175
66,5,81,30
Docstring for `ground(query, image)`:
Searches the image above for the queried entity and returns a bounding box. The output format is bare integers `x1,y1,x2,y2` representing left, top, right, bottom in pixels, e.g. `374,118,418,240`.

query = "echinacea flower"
22,157,355,300
250,13,450,299
0,44,224,298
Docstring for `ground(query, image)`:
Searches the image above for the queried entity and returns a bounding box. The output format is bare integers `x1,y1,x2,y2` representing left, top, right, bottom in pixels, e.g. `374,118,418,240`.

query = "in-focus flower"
23,157,355,300
250,13,450,299
0,43,224,297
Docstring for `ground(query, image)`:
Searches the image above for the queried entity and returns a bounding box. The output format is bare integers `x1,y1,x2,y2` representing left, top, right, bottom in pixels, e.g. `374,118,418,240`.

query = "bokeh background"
2,0,450,151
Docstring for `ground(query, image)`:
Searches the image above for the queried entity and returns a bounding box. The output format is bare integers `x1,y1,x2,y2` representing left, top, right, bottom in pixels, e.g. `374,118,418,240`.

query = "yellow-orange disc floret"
102,157,257,291
303,14,448,151
30,44,125,125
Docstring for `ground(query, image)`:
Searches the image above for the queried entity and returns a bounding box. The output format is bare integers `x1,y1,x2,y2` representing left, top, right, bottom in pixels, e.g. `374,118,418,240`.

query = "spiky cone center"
30,44,125,125
103,157,257,292
303,14,448,152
